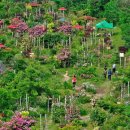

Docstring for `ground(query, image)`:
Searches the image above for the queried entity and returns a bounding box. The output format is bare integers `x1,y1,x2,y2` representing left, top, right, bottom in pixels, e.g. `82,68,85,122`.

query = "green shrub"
52,105,65,123
77,66,97,76
78,96,91,104
64,81,72,89
73,119,87,127
80,108,88,116
90,108,107,125
102,114,130,130
97,100,124,114
82,82,96,94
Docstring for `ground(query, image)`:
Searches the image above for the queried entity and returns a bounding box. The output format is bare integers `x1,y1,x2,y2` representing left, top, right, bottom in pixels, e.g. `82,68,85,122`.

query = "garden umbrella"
8,25,17,29
58,7,67,17
73,25,83,30
28,2,40,7
83,16,93,21
0,43,5,48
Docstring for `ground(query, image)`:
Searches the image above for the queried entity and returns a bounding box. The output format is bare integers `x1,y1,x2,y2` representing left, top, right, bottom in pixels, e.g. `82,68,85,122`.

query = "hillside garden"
0,0,130,130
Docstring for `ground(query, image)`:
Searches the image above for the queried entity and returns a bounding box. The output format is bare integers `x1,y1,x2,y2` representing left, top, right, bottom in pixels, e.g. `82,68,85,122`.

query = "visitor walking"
108,69,112,80
103,64,107,79
72,75,77,87
104,64,107,71
103,69,107,79
64,71,70,82
112,63,116,74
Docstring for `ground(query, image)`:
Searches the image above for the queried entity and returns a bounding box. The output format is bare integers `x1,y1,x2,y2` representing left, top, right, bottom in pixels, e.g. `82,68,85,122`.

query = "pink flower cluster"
28,25,46,37
8,18,28,33
85,26,94,37
57,48,71,61
58,24,72,34
0,113,35,130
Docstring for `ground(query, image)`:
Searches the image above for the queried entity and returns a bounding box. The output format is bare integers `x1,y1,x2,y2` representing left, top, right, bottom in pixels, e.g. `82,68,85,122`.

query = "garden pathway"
95,81,112,99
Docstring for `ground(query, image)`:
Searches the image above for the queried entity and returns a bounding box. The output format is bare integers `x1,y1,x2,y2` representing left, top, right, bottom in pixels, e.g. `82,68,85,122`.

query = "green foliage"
120,23,130,48
103,0,119,24
13,59,28,72
90,107,107,125
80,108,89,116
97,99,124,114
52,105,65,123
77,96,91,104
82,82,96,94
0,70,15,87
20,111,29,117
102,114,130,130
86,87,96,94
73,119,87,127
36,94,47,108
123,66,130,82
43,13,53,23
0,88,17,114
44,33,68,48
77,66,97,76
0,0,130,129
123,105,130,117
63,81,72,89
87,0,110,17
59,124,82,130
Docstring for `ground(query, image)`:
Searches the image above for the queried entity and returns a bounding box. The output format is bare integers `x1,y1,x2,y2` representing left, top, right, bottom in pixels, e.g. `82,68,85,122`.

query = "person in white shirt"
112,64,116,73
64,71,70,82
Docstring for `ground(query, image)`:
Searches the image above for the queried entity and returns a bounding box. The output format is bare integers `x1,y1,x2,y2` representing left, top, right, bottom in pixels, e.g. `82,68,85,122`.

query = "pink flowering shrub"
28,25,46,37
9,18,28,33
16,22,28,33
85,26,94,37
0,112,35,130
58,24,72,34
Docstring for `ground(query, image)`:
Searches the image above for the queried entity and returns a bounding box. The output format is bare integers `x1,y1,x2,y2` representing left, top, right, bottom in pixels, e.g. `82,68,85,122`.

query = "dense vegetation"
0,0,130,129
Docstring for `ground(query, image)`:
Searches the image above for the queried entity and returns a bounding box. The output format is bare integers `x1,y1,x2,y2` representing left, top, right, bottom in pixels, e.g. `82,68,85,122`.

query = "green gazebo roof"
96,20,113,29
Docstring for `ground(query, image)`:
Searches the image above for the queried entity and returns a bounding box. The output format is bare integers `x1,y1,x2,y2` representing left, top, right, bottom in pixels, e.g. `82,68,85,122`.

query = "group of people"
64,64,116,88
103,64,116,80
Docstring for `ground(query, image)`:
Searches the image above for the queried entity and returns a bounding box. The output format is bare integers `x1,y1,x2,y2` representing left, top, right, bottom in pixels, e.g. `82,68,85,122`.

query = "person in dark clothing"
103,70,107,79
108,69,112,80
104,65,107,71
103,65,107,79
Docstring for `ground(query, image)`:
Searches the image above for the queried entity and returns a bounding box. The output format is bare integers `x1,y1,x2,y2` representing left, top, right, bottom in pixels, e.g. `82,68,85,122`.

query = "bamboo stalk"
65,95,67,108
48,98,49,112
128,81,130,97
20,97,22,108
120,57,122,66
40,114,43,130
26,94,28,111
59,95,61,106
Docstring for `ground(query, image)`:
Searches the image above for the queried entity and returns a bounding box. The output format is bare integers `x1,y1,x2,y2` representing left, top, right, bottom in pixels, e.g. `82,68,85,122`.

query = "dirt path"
95,81,112,99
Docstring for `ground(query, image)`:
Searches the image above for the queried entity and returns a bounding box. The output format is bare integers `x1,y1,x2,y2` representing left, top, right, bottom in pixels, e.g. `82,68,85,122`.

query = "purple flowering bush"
58,24,72,34
0,112,35,130
28,25,46,37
